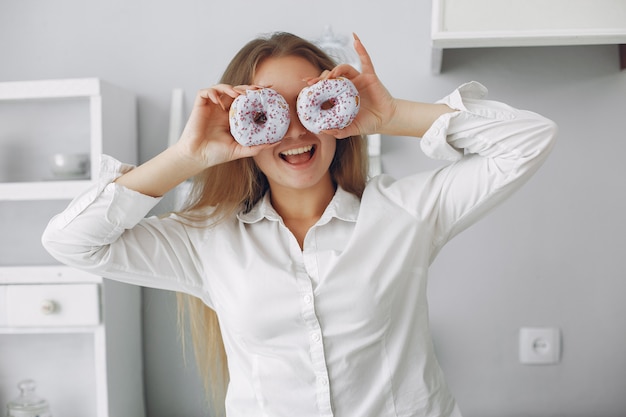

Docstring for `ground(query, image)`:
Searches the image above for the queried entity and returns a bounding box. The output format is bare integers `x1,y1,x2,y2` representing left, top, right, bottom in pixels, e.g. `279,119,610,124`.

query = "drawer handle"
40,299,58,315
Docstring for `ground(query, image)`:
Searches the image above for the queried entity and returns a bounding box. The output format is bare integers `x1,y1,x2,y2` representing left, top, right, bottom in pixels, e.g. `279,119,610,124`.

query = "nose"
283,102,308,140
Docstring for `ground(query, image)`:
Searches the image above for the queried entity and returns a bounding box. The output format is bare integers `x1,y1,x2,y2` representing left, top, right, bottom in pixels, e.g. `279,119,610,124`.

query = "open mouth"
279,144,315,164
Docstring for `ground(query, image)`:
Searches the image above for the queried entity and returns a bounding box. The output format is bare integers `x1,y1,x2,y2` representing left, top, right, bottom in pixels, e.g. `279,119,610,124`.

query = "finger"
303,70,331,85
304,76,323,86
328,63,360,80
215,95,228,112
233,84,262,94
321,127,356,140
305,65,360,85
199,84,242,101
352,33,376,75
320,69,332,80
199,85,227,99
198,85,243,111
204,90,230,111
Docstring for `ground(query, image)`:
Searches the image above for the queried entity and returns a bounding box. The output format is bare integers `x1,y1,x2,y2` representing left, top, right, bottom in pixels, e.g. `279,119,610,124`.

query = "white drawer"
3,284,100,327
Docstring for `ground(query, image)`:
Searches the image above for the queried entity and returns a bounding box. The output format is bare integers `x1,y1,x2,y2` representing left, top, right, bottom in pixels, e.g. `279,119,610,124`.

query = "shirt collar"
237,185,360,225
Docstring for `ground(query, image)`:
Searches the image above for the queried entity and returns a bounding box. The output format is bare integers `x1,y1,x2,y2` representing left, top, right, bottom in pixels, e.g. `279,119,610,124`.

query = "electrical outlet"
519,327,560,365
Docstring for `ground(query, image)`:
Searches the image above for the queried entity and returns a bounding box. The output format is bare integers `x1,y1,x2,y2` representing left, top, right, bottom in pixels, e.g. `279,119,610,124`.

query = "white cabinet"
431,0,626,73
0,78,145,417
0,266,145,417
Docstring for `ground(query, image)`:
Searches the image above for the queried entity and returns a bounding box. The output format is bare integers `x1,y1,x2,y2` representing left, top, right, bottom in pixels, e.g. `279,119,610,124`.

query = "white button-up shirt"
42,82,557,417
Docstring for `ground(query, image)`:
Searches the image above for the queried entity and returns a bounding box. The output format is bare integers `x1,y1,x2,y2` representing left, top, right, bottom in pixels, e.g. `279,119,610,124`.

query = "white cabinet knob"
40,299,58,315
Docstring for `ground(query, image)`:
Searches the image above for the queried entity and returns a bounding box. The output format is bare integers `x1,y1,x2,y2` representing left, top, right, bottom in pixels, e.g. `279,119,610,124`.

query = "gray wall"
2,1,625,416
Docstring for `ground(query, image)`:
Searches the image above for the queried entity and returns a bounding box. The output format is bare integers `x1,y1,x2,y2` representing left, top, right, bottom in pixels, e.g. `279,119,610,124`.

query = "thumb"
321,126,359,139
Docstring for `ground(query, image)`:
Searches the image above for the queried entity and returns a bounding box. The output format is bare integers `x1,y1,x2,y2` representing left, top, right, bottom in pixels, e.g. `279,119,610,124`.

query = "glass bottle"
6,379,52,417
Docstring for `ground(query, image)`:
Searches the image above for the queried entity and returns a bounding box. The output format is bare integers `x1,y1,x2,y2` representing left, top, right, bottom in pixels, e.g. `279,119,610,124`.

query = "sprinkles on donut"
296,77,360,134
229,88,291,146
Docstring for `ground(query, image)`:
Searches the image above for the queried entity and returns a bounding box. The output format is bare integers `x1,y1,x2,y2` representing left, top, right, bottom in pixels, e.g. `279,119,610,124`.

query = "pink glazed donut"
296,77,360,134
229,88,291,146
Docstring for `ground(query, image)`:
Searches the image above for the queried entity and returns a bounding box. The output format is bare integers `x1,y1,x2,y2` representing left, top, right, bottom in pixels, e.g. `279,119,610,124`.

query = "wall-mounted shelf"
0,78,136,200
431,0,626,73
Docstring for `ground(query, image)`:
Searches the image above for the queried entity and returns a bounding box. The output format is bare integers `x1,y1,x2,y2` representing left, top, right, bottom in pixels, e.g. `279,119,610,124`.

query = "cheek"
320,136,337,163
252,151,273,175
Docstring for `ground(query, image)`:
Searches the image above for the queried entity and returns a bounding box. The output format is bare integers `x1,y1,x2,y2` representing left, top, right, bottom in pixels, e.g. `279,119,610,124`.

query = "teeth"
281,145,313,156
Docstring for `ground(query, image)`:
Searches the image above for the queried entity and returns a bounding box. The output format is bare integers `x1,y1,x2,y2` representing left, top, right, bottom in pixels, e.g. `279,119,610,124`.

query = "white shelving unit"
0,78,145,417
431,0,626,73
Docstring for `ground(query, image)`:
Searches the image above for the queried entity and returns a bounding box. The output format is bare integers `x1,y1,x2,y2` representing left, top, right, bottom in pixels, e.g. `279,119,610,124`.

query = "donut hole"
253,112,268,125
320,98,337,111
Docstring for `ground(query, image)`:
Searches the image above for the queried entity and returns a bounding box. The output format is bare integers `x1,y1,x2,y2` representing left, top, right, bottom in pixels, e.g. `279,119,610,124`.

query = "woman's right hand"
174,84,278,170
114,84,278,197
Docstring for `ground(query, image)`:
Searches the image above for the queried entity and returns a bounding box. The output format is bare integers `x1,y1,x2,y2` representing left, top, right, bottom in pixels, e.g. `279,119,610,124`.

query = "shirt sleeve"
41,155,212,305
374,81,558,260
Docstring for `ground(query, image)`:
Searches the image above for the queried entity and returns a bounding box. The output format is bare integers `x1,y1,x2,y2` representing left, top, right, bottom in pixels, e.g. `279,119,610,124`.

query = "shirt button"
318,377,328,386
303,295,312,304
311,332,321,342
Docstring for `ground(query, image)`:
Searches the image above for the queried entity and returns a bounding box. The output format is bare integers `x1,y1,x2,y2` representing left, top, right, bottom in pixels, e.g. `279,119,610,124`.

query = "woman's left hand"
306,34,397,139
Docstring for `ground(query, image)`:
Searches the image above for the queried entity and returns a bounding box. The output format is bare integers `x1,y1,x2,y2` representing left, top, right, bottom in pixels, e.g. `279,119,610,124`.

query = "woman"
42,32,557,417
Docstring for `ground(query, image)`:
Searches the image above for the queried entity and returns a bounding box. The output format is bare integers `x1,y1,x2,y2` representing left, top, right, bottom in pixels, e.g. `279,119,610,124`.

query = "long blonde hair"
176,32,369,413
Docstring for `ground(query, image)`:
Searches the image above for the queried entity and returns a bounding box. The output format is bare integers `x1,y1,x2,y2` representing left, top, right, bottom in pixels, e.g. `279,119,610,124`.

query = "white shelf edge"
432,29,626,49
0,180,93,200
430,0,626,72
0,265,103,284
0,325,102,334
0,77,102,100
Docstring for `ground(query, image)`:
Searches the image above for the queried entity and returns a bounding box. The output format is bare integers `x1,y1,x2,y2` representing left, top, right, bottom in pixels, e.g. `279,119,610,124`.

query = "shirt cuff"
420,81,488,161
